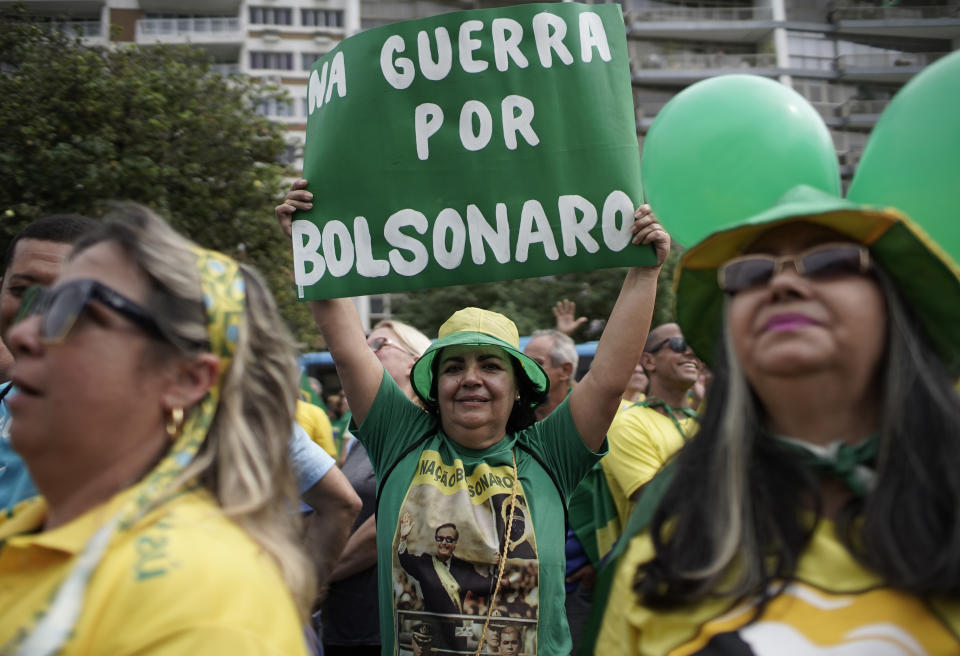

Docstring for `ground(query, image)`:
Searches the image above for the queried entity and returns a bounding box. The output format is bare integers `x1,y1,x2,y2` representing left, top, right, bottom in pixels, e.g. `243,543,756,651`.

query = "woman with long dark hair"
594,185,960,654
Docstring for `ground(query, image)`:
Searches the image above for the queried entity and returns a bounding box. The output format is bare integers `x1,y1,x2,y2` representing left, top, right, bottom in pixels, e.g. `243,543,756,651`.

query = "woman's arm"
569,208,670,452
276,180,384,426
308,299,383,426
328,514,378,582
301,464,362,590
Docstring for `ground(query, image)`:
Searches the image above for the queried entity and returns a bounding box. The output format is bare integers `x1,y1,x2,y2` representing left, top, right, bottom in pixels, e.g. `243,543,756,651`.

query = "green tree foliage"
393,244,682,340
0,14,318,346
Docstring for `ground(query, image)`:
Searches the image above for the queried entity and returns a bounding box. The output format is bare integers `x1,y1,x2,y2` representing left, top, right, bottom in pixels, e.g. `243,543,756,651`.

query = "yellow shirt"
0,487,308,655
602,404,697,527
597,520,960,655
297,399,337,457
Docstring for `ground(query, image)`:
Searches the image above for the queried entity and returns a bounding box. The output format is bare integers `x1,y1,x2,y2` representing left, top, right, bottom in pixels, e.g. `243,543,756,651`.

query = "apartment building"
623,0,960,176
9,0,960,324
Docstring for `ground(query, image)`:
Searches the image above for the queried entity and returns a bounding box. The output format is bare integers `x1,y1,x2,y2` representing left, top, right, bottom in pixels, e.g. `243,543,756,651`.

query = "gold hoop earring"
166,407,184,440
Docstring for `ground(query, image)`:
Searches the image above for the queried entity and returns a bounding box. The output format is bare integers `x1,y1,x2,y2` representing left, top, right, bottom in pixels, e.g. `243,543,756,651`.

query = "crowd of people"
2,144,959,656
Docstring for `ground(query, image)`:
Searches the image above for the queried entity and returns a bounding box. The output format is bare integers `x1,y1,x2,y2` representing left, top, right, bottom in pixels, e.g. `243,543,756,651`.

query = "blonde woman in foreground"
0,204,313,654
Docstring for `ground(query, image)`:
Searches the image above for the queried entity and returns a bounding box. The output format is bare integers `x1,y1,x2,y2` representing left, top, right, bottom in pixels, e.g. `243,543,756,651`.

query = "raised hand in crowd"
552,299,587,336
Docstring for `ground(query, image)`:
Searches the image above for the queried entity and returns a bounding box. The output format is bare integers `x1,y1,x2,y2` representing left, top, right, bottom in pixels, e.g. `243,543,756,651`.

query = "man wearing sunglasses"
0,214,96,513
397,514,494,621
602,323,701,525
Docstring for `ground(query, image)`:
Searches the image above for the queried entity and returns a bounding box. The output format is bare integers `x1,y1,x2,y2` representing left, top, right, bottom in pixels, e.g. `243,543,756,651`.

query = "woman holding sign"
592,186,960,654
278,188,670,656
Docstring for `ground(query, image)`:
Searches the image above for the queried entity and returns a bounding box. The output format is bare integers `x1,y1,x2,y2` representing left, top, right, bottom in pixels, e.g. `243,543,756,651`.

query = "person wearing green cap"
298,199,670,656
590,185,960,655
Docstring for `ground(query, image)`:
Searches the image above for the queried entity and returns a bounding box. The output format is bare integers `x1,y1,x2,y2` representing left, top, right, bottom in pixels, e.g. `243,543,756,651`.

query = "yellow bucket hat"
410,307,549,407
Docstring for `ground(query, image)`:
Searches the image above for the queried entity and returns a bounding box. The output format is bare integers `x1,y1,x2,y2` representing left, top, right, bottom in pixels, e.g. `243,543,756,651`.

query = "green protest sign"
294,1,652,300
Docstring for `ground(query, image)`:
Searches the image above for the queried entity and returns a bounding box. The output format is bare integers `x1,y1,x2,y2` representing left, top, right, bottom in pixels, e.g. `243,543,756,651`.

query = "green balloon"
847,51,960,263
641,75,840,248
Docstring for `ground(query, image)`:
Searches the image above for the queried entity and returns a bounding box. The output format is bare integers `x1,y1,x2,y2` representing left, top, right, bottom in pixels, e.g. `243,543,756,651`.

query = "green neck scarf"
635,395,698,439
769,432,879,496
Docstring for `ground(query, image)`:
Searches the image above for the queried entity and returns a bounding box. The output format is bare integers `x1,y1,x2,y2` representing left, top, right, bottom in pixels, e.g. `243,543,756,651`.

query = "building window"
249,51,294,70
301,52,324,70
279,143,301,166
249,6,293,26
787,31,836,71
302,9,344,28
254,98,297,117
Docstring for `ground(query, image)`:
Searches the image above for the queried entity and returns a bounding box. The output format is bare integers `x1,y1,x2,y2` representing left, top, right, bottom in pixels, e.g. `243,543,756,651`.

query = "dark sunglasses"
435,535,457,544
718,243,871,295
15,279,167,344
647,336,689,354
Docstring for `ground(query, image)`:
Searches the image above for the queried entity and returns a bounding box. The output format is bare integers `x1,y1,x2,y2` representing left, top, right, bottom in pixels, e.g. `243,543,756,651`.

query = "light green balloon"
641,75,841,248
847,51,960,263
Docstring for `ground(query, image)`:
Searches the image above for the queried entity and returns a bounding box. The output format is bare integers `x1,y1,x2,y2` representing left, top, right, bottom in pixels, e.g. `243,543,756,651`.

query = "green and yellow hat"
676,185,960,376
411,307,549,408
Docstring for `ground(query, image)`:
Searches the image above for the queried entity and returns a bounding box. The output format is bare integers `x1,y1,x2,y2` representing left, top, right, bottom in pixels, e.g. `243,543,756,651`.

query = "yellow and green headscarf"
12,247,245,656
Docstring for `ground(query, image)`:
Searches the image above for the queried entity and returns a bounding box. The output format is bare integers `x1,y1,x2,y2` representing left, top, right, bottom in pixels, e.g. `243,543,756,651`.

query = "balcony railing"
836,52,946,69
635,52,778,70
211,63,241,76
831,5,960,21
809,101,841,120
840,98,890,115
45,20,103,38
137,17,241,38
635,101,669,119
630,6,773,22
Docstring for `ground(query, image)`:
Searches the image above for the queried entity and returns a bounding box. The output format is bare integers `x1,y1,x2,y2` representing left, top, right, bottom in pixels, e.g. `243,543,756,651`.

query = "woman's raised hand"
630,204,671,267
275,178,312,239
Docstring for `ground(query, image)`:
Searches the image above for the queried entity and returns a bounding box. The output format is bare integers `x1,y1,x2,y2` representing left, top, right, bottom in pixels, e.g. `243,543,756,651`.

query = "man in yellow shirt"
297,399,337,457
602,323,700,526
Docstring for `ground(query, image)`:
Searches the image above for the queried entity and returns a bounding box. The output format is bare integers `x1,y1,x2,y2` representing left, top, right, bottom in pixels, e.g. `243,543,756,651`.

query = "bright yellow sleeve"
596,533,650,655
603,408,671,513
296,400,337,457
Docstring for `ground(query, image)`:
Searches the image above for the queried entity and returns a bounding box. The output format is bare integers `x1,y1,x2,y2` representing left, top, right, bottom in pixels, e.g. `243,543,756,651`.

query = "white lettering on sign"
414,103,444,161
292,190,638,294
381,34,414,90
372,10,611,160
458,20,488,74
459,100,493,152
532,12,573,68
467,203,511,266
515,200,559,263
353,217,390,277
385,209,430,276
414,95,539,160
418,27,452,81
292,220,324,297
308,52,347,115
558,195,600,256
433,208,467,270
501,95,538,150
601,190,635,252
579,12,611,63
491,18,528,72
308,62,328,114
379,10,609,87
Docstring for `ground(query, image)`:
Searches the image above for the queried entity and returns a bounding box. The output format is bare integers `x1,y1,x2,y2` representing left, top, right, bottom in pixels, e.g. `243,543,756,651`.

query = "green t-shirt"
354,375,604,656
